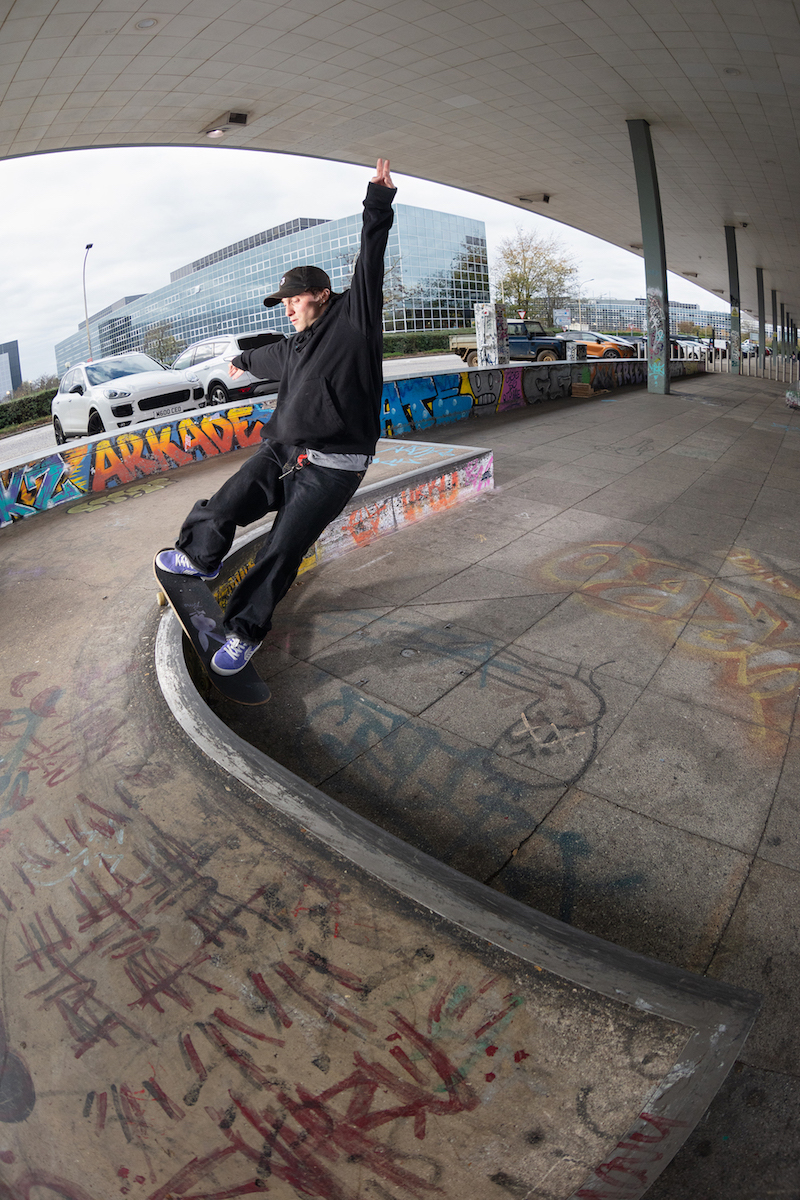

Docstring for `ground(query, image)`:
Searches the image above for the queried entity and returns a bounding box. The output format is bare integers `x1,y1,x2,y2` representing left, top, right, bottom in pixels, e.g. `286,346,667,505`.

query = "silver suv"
172,331,284,406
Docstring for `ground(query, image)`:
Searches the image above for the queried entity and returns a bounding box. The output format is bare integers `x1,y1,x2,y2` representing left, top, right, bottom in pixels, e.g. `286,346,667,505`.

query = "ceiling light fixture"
683,271,698,277
136,18,157,28
518,194,550,204
723,66,741,76
203,112,249,139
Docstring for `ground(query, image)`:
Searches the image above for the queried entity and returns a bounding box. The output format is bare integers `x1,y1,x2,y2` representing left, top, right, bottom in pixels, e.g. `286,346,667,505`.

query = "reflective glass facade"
565,298,733,336
55,204,489,372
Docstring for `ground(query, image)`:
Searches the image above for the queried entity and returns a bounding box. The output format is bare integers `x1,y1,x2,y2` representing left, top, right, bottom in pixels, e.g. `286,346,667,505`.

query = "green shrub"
383,330,464,356
0,387,57,432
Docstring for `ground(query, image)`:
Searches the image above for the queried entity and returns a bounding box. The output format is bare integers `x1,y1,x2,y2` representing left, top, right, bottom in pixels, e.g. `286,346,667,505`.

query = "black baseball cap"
263,265,332,307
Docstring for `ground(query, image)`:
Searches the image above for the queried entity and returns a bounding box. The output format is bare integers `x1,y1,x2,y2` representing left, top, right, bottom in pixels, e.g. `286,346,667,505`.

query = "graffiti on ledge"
1,359,704,527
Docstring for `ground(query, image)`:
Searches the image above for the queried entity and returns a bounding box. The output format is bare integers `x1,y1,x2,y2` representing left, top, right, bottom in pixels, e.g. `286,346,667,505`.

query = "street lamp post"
82,243,94,362
576,278,594,329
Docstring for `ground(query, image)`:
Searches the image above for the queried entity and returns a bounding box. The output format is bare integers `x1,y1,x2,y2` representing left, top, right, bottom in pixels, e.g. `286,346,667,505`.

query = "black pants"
176,440,364,644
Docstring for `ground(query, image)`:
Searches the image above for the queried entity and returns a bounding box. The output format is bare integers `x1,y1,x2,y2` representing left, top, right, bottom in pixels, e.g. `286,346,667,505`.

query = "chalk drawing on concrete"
0,656,691,1199
67,478,172,513
541,540,800,743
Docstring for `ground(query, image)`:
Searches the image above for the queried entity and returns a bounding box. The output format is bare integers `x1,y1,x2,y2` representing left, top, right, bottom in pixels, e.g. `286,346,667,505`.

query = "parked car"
52,353,204,443
561,330,636,358
171,332,284,406
741,340,771,357
671,336,705,359
449,318,566,364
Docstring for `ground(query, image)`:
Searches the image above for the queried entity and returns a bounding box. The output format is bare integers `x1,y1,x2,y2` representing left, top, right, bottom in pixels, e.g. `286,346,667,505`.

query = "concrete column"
725,225,741,374
781,302,785,352
627,118,669,394
756,268,766,367
772,289,778,351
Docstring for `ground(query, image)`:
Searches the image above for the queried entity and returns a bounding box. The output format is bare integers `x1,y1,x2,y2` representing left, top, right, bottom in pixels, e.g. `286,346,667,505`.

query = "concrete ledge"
214,440,494,608
154,533,759,1200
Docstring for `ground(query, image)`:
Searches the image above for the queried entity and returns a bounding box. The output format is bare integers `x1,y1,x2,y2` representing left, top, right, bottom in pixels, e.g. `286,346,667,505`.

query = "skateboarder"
157,157,396,674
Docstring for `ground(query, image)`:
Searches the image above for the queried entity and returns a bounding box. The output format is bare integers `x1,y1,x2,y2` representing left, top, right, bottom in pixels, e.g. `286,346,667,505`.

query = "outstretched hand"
372,158,394,189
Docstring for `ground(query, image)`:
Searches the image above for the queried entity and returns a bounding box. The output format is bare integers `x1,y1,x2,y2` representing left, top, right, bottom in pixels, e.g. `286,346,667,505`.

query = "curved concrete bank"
0,402,756,1200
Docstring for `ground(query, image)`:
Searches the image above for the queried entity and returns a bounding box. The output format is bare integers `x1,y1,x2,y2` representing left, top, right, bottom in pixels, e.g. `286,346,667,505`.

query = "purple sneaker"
156,549,220,581
211,635,262,676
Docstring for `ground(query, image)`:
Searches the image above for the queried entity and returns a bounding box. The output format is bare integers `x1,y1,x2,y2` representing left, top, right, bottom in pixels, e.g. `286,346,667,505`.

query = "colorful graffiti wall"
0,402,275,528
0,360,704,527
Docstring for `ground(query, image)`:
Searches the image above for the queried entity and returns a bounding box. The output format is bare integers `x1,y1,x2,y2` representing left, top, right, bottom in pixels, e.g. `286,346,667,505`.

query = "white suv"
52,353,204,442
172,332,284,406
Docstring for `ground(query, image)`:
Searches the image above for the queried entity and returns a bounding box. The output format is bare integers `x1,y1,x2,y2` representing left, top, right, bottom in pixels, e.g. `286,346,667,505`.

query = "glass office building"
566,297,734,337
55,204,489,371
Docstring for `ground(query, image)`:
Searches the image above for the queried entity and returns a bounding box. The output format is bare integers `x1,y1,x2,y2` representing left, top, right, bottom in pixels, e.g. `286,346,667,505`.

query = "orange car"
561,330,637,358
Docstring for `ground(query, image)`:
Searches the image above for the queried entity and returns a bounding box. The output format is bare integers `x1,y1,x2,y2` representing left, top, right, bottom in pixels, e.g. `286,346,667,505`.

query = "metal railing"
703,348,799,385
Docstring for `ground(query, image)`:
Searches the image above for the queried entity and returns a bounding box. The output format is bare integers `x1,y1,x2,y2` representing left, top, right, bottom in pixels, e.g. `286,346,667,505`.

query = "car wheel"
207,381,230,406
87,410,105,436
602,349,621,358
53,417,67,445
466,350,479,367
536,349,559,362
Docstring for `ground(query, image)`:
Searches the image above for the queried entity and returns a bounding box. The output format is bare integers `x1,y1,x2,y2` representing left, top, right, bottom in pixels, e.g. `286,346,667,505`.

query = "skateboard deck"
154,551,271,706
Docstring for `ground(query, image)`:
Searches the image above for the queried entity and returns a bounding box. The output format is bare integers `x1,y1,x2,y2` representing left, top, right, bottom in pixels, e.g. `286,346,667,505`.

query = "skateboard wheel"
157,589,168,607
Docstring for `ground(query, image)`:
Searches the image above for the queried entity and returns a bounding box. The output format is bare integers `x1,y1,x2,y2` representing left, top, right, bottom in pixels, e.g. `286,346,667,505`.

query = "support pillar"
772,289,777,352
725,225,741,374
781,302,785,353
756,268,766,367
627,118,669,394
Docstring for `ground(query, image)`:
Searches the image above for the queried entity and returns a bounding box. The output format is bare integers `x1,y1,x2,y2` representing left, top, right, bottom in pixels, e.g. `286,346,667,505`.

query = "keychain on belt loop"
279,451,309,479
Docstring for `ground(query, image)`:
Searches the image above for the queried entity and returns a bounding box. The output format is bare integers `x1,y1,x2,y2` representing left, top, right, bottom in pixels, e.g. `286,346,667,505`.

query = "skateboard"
154,551,271,706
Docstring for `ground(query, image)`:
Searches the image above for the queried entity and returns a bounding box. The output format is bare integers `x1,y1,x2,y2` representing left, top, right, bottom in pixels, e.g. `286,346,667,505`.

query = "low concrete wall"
214,444,495,608
381,359,705,436
0,360,704,527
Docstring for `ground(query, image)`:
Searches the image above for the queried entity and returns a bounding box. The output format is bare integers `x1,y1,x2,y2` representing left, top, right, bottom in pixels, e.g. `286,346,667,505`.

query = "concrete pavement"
0,367,791,1199
211,371,800,1198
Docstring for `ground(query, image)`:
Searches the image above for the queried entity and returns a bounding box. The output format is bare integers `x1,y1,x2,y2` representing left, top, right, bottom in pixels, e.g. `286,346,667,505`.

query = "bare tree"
12,373,59,399
143,320,186,366
339,247,407,310
493,228,578,325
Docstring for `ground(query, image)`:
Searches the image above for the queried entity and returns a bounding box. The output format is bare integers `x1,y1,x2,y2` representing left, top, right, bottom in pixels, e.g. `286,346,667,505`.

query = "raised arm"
348,157,397,334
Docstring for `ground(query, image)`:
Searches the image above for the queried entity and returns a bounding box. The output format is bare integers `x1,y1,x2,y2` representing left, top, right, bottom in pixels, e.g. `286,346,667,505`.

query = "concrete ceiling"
2,0,799,322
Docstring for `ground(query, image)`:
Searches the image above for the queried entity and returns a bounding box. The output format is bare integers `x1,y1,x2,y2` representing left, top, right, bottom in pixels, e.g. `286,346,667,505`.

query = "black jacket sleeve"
234,338,290,380
348,181,397,337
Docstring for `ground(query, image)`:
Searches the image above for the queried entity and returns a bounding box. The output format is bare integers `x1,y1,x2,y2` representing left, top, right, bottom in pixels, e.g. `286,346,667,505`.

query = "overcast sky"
0,145,729,382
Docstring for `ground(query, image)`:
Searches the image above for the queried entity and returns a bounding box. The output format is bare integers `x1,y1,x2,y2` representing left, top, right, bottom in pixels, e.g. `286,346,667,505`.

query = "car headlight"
185,373,201,384
103,387,132,399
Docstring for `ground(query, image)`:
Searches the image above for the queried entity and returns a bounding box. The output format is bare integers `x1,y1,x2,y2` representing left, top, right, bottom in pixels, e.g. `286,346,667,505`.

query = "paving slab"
579,690,783,853
322,717,568,878
708,858,800,1075
490,786,750,972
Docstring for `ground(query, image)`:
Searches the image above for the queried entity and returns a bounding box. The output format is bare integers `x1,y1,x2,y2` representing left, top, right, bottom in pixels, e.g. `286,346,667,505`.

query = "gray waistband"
305,449,372,471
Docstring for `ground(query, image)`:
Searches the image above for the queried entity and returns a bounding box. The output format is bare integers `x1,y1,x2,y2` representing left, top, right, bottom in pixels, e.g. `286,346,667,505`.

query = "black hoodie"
232,181,396,456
